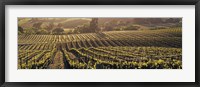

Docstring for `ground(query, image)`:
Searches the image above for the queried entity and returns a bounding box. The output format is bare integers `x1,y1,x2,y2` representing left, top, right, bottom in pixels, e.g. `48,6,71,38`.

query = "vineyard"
18,28,182,69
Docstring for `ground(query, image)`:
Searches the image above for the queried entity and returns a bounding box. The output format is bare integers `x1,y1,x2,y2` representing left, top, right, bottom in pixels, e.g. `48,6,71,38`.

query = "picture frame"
0,0,199,87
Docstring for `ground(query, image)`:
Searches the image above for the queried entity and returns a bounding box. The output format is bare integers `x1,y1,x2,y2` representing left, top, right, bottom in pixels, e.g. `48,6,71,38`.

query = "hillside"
18,18,181,29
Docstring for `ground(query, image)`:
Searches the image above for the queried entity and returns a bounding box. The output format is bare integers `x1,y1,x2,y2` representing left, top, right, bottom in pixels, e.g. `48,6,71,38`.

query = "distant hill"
18,18,181,29
18,18,91,29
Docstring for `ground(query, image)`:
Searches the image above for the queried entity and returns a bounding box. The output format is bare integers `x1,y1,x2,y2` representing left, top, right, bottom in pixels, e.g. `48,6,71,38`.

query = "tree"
18,26,24,33
25,28,36,35
52,28,64,35
90,18,99,32
75,23,90,33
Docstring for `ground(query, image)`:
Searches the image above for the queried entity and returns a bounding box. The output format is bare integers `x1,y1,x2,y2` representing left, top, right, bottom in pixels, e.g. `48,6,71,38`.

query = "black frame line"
0,0,200,87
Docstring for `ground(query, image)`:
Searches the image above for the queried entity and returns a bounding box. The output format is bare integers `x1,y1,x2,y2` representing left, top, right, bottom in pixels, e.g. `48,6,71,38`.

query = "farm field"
18,28,182,69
